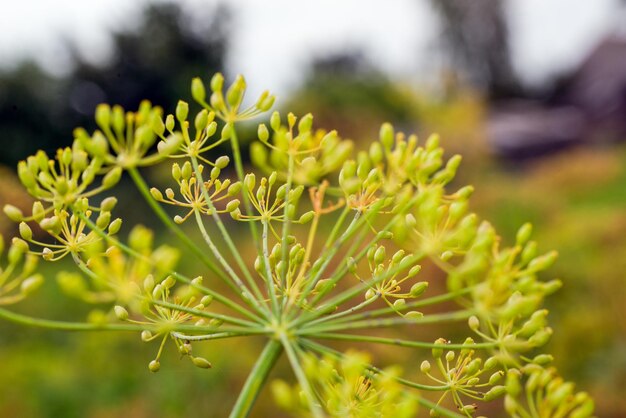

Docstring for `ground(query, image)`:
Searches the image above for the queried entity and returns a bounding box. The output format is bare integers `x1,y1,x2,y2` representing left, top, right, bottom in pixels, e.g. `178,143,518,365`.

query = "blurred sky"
0,0,624,99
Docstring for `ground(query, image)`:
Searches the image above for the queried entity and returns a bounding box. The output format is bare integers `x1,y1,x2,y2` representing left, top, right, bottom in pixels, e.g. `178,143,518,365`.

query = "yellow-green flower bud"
425,133,439,151
150,188,164,201
40,216,61,235
95,103,111,129
468,315,480,331
226,199,240,213
157,133,183,157
31,201,45,222
547,382,574,408
151,113,165,137
298,113,313,133
298,211,315,224
258,94,275,112
489,371,504,385
42,247,54,261
570,398,595,418
210,73,224,92
313,279,335,294
369,141,383,164
230,208,241,220
114,305,129,320
529,327,553,347
100,197,117,212
215,156,230,169
483,385,506,401
380,123,394,150
176,100,189,123
374,246,386,264
148,360,160,373
271,380,294,410
532,354,553,365
409,281,428,297
194,109,209,132
270,111,281,132
505,369,522,397
103,167,123,188
108,218,122,235
405,311,423,320
89,132,109,157
432,338,447,358
191,77,206,103
527,251,558,273
165,114,175,132
17,161,37,189
3,204,23,222
347,257,357,274
20,275,43,295
19,222,32,241
226,76,245,109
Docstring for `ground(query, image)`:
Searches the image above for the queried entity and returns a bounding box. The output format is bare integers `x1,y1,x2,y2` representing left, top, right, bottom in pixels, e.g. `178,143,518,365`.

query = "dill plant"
0,73,595,418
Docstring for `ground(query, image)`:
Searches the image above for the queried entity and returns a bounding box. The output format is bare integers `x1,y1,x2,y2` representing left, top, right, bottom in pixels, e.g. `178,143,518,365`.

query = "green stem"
0,307,257,335
297,310,473,334
279,148,295,298
229,124,262,252
0,307,141,331
75,211,263,323
306,194,420,312
189,157,267,308
128,167,256,307
229,339,283,418
322,206,350,250
301,332,497,350
327,287,474,325
152,300,258,328
171,272,262,323
192,209,267,317
262,219,280,314
281,335,325,418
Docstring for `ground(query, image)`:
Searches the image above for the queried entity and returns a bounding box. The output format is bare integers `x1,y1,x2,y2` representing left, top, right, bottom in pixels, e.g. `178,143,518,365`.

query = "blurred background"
1,0,626,416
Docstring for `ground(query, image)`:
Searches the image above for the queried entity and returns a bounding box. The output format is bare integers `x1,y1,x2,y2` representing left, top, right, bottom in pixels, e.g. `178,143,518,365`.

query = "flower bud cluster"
251,111,352,185
7,145,111,212
350,244,426,319
446,223,561,364
272,351,418,418
150,159,241,224
192,73,275,122
504,366,594,418
80,100,172,168
0,234,44,305
421,337,506,417
232,172,310,224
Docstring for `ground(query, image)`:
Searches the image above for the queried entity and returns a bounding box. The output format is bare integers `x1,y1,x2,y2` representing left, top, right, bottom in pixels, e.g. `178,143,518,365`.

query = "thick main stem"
229,339,283,418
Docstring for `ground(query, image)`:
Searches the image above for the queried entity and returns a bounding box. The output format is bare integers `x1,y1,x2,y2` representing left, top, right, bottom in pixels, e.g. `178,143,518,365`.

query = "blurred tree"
430,0,521,98
285,51,417,139
0,2,228,167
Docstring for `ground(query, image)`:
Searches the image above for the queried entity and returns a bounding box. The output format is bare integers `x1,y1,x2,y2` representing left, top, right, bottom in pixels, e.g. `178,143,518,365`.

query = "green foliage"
0,74,594,418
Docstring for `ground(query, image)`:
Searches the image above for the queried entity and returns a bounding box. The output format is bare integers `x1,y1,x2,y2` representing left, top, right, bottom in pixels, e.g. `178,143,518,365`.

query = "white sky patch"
0,0,622,92
508,0,622,86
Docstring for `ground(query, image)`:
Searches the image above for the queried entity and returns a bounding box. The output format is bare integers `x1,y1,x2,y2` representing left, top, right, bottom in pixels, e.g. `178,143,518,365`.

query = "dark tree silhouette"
0,3,228,167
430,0,521,98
